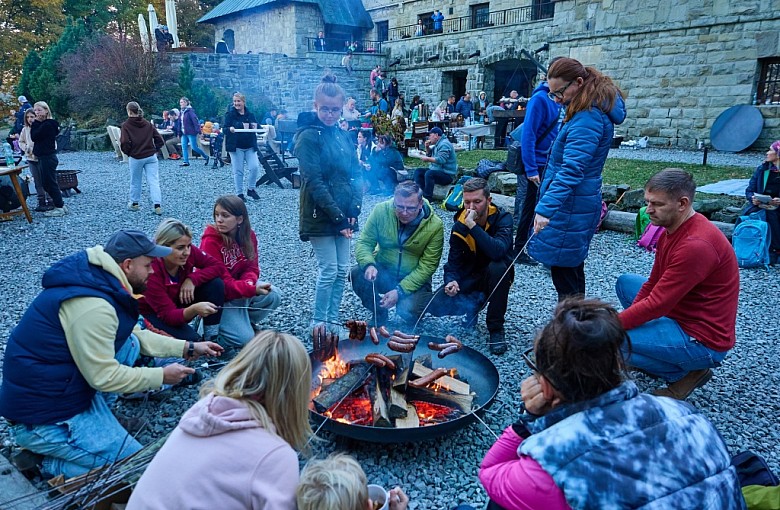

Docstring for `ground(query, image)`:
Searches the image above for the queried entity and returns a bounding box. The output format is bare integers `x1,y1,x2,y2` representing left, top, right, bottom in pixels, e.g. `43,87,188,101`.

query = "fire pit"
308,334,500,443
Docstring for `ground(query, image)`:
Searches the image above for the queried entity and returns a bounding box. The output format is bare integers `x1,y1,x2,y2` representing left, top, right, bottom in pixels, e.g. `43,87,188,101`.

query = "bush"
177,56,230,121
63,35,178,122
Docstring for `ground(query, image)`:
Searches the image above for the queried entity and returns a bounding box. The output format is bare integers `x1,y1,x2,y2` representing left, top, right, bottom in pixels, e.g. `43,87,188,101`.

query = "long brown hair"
211,195,256,261
548,58,623,123
200,331,313,451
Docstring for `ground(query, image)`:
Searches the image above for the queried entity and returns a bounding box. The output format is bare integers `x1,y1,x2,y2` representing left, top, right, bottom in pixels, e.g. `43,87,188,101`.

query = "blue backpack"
733,212,770,269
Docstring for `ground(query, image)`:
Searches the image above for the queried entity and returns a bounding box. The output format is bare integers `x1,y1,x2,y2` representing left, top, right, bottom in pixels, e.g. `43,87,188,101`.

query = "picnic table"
0,163,32,223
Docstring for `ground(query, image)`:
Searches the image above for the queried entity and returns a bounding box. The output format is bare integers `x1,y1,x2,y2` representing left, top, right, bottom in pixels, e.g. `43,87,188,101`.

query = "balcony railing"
306,37,384,54
388,3,554,41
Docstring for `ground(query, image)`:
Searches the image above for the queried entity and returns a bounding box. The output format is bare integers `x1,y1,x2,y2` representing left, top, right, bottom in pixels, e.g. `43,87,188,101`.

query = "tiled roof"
198,0,373,28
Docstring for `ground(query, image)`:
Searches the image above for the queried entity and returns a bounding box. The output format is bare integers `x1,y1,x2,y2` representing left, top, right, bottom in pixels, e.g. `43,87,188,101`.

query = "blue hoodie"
529,94,626,267
517,82,562,179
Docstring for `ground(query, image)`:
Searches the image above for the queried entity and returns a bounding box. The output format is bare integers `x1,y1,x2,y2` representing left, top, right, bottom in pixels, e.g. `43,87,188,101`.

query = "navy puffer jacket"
528,95,626,267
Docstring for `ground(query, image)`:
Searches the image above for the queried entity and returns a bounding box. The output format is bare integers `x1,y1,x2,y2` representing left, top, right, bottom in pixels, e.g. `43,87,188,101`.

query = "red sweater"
138,247,223,326
619,213,739,351
199,225,260,301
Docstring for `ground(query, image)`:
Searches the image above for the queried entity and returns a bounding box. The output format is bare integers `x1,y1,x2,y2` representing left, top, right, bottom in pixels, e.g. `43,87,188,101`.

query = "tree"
16,51,42,102
175,0,222,49
177,55,230,120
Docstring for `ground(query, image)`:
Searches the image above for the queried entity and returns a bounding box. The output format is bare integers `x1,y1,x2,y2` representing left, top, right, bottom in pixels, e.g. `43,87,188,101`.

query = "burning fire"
411,401,462,426
317,353,349,383
325,393,373,426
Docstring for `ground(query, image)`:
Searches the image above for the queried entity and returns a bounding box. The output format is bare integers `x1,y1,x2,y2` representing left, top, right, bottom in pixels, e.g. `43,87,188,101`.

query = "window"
470,3,490,29
376,21,389,42
418,12,434,35
532,0,555,21
758,58,780,104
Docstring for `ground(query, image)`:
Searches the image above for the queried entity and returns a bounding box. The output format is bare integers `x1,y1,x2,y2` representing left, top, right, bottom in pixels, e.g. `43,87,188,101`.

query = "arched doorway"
487,58,538,102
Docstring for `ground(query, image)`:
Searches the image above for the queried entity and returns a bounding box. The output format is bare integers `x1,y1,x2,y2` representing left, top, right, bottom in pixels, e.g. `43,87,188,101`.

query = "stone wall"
379,0,780,149
170,52,385,118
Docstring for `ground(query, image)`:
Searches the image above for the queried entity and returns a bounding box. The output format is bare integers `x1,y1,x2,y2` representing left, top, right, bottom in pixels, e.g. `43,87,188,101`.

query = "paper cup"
243,122,250,129
250,122,257,129
367,484,388,510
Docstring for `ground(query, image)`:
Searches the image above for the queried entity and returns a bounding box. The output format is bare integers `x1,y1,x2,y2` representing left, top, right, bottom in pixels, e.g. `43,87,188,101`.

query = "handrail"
388,2,554,41
306,37,384,54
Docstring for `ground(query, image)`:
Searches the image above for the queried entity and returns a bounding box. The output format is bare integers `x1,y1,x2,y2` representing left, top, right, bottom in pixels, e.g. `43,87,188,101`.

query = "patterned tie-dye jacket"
482,381,746,510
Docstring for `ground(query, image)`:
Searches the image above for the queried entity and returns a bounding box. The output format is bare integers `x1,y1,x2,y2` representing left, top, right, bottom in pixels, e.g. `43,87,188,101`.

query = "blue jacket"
519,382,746,510
0,251,139,425
528,94,626,267
455,98,473,118
519,82,561,178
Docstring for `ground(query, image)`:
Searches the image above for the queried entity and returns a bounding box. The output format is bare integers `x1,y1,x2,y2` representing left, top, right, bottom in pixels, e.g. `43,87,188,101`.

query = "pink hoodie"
479,426,570,510
128,394,298,510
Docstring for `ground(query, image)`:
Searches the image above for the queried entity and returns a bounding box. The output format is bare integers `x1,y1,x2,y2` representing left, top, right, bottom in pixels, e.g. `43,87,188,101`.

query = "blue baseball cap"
105,230,172,260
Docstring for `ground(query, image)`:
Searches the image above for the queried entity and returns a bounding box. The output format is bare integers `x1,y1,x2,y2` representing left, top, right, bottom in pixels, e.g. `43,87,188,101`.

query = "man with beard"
616,169,739,400
0,230,222,478
427,178,514,355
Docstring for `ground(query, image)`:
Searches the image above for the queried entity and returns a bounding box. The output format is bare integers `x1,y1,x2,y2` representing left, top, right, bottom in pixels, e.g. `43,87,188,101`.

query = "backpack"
442,175,471,212
637,224,665,252
503,112,558,175
634,206,652,241
475,159,505,179
733,213,770,269
0,174,21,213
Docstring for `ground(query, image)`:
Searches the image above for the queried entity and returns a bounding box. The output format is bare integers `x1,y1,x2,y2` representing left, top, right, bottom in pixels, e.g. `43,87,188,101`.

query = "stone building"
196,0,780,149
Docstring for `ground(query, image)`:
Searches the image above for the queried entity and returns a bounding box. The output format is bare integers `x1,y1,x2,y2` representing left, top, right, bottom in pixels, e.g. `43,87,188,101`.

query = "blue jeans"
10,336,143,478
181,134,208,163
309,236,350,327
230,148,260,195
616,274,727,382
413,167,454,200
219,287,282,346
128,154,162,205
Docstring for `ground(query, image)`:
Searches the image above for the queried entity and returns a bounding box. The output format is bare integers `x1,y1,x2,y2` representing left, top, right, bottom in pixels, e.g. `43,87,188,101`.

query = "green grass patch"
404,149,754,189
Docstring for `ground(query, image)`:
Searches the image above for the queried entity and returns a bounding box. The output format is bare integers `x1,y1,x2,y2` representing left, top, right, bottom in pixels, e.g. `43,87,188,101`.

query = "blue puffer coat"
528,95,626,267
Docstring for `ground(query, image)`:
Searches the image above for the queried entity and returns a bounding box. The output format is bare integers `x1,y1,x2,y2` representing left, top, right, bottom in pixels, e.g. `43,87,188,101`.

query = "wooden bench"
0,164,33,223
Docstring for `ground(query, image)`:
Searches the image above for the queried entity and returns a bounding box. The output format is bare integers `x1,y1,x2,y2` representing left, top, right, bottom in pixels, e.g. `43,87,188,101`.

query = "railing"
306,37,384,54
388,2,554,41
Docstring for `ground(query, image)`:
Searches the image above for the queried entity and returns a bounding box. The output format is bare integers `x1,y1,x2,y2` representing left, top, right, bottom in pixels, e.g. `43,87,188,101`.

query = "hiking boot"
128,202,140,212
44,206,67,217
488,329,508,355
35,204,54,212
153,204,163,216
651,368,712,400
203,156,210,166
515,253,539,266
246,189,260,200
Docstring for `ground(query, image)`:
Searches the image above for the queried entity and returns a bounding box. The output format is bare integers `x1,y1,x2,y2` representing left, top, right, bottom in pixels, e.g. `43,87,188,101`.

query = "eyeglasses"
547,80,574,101
521,346,565,393
393,202,421,213
317,106,342,115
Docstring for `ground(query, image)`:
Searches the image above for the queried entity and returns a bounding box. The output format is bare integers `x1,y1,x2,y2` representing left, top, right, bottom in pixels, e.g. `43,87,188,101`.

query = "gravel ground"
1,150,778,509
607,146,761,168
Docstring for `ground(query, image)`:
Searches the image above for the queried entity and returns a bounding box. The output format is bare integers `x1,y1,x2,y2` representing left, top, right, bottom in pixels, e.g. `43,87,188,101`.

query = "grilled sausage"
365,354,386,367
389,335,418,346
369,327,380,345
428,341,445,351
370,353,396,370
345,320,357,340
444,335,462,348
408,368,448,388
393,330,420,340
387,340,415,353
438,344,460,359
378,325,391,338
357,321,368,341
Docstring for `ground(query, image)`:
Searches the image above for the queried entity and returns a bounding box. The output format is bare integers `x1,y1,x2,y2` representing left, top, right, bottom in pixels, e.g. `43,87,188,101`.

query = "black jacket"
30,119,59,157
294,112,363,240
443,204,513,288
223,107,259,152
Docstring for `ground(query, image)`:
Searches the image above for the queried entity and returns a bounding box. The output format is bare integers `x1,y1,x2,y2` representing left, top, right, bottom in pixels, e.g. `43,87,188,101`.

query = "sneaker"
128,202,140,212
153,204,163,216
488,329,508,355
515,253,539,266
203,156,210,166
181,162,190,167
44,206,67,217
651,368,712,400
34,204,54,212
170,153,181,160
238,193,246,202
246,189,260,200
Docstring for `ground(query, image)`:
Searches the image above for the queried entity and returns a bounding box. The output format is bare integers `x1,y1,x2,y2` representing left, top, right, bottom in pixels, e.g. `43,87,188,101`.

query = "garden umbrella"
165,0,180,48
138,14,150,52
148,4,159,52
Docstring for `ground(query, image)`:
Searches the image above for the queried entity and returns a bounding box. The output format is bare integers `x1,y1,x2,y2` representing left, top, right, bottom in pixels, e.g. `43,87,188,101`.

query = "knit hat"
771,140,780,156
430,127,444,136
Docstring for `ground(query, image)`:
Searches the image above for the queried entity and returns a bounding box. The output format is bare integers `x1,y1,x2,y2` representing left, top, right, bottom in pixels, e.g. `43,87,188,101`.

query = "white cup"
367,484,388,510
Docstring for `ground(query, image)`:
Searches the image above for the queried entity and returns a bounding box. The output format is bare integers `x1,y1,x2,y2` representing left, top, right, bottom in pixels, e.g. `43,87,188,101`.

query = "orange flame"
317,352,349,384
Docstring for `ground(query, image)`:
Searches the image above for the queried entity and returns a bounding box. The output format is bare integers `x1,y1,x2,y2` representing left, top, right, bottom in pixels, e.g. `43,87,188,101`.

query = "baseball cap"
18,96,27,103
430,127,444,136
104,230,172,260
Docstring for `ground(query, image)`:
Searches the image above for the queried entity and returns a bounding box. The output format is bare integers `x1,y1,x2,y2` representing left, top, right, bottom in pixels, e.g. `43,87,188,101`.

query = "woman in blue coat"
528,57,626,300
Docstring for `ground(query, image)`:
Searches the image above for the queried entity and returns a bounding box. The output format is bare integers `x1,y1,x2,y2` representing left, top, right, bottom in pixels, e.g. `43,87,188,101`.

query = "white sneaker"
153,205,162,215
128,202,140,212
44,206,67,217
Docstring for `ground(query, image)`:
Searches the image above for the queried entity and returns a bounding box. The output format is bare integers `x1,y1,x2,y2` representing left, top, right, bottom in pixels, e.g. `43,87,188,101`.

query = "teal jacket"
355,199,444,293
429,136,458,176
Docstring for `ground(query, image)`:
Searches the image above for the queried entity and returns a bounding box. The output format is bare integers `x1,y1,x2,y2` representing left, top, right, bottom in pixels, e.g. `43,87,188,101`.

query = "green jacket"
355,199,444,293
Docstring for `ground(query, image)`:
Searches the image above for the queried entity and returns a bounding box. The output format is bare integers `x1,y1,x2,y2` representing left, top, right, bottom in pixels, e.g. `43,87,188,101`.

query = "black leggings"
37,153,64,208
144,278,225,341
550,263,585,302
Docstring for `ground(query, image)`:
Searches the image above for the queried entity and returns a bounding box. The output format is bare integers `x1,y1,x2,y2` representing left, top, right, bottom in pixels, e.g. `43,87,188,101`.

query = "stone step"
0,453,47,509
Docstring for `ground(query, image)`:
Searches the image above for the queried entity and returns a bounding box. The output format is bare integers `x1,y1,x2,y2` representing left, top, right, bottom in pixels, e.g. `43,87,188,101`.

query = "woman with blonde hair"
120,101,165,215
139,218,225,342
128,331,313,509
528,57,626,300
29,101,67,217
224,92,261,201
18,108,53,211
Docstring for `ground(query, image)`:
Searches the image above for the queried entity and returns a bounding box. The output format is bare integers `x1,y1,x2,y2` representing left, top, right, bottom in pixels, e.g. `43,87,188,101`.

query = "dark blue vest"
0,251,139,425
